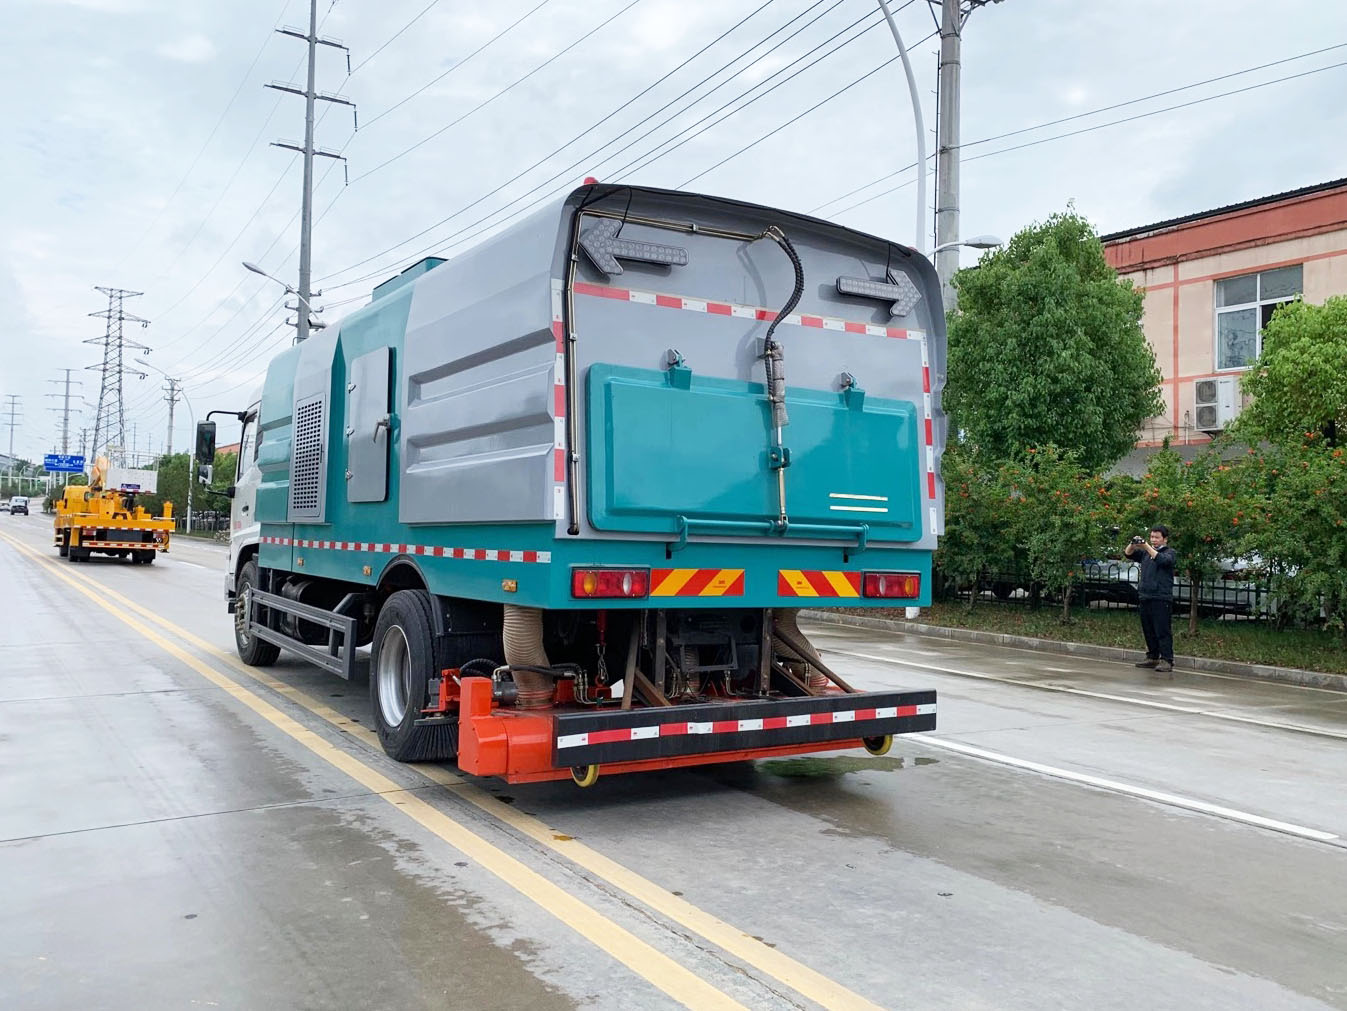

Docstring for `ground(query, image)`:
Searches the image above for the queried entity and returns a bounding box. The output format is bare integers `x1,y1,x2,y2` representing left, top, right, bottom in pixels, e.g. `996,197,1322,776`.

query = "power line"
317,0,803,284
957,40,1347,152
822,53,1347,219
319,0,892,292
350,0,445,74
357,0,555,130
351,0,644,182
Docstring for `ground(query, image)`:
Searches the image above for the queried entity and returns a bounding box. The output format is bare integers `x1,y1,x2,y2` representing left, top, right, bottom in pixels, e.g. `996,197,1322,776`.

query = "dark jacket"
1137,545,1176,600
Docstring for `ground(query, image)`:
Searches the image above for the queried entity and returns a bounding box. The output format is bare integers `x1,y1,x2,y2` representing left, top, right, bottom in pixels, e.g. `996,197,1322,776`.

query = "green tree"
1001,446,1118,621
946,209,1165,471
935,446,1015,608
1237,296,1347,446
1240,439,1347,640
1126,444,1249,636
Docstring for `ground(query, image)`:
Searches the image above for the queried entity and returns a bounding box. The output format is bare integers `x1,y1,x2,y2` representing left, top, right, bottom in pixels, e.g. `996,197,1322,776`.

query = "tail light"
863,571,921,599
571,568,650,599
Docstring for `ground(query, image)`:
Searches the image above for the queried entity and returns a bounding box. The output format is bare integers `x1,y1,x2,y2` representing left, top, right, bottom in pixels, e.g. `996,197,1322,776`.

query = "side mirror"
198,464,213,486
224,485,236,499
195,420,217,465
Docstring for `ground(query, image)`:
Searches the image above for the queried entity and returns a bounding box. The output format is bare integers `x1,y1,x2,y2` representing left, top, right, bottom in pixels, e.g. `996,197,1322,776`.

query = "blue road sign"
44,454,85,473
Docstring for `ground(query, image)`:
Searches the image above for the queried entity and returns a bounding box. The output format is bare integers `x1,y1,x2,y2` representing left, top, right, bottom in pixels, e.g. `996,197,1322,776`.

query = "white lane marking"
812,626,1347,696
823,647,1347,742
918,736,1340,844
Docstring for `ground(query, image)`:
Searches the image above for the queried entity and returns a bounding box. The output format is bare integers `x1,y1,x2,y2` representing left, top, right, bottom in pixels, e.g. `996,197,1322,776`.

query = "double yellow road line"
0,531,883,1011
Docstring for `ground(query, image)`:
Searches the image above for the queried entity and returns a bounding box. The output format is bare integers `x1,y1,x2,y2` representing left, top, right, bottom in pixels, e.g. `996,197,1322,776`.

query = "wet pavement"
2,515,1345,1009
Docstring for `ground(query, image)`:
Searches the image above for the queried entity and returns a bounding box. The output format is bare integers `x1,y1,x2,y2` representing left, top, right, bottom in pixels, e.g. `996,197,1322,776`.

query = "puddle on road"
757,755,938,778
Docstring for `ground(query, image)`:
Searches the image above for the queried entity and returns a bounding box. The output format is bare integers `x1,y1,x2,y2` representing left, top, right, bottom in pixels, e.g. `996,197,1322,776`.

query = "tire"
58,532,69,558
68,545,88,563
234,560,281,667
133,550,155,565
370,590,457,763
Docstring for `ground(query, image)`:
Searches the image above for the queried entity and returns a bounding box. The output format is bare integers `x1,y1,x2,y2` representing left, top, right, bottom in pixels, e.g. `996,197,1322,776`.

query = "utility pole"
86,286,149,465
932,0,1004,310
3,394,20,460
46,369,80,456
163,377,181,456
267,0,354,343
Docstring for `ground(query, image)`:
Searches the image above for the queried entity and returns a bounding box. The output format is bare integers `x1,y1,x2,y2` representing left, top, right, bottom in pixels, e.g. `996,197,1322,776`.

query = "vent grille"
1195,379,1219,404
1195,404,1220,431
290,396,324,515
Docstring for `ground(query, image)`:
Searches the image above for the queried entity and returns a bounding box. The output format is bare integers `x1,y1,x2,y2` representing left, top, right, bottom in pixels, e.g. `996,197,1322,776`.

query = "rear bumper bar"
551,690,935,767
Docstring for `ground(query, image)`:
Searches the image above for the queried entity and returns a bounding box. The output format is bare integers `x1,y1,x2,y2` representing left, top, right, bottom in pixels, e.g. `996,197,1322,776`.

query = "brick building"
1101,178,1347,468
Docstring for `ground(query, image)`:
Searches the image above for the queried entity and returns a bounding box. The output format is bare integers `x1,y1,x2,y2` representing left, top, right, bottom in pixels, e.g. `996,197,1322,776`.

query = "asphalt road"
1,515,1344,1010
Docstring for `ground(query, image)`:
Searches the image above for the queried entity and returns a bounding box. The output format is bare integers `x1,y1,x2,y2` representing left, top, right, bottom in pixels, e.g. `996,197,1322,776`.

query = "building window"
1214,264,1302,370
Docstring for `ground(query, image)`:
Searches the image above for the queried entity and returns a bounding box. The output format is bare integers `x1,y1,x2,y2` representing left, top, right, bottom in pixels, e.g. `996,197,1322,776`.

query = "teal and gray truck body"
225,183,943,780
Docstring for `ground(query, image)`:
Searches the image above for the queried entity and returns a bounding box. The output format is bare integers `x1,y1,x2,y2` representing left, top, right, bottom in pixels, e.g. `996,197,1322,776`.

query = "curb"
798,609,1347,692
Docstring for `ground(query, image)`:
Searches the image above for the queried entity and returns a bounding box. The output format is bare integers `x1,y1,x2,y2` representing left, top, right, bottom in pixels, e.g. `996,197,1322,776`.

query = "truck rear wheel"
234,560,280,667
370,590,457,763
58,532,69,558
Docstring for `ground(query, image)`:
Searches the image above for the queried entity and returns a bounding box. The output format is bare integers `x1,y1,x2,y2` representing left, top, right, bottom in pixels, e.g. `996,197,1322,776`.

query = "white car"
9,495,29,516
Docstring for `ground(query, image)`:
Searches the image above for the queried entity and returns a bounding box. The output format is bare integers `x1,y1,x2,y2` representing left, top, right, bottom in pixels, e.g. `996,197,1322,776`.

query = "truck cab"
226,398,263,608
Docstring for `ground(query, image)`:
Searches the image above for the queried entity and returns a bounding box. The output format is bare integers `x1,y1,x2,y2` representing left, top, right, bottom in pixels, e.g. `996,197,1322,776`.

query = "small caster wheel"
863,735,892,757
571,764,600,788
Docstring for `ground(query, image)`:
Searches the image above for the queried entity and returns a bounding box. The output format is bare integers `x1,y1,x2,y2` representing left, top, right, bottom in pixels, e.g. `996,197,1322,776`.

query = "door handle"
241,504,250,513
373,415,390,442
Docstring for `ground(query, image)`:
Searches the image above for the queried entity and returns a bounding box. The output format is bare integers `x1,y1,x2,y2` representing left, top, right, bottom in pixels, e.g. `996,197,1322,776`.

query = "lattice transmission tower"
86,286,149,465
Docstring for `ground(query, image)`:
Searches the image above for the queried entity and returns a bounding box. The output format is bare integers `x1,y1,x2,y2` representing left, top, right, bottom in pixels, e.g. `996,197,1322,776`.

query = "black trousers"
1139,598,1174,661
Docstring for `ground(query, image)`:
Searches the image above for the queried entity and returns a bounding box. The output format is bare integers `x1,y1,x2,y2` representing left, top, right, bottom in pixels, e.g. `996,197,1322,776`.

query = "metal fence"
944,560,1276,621
176,512,230,534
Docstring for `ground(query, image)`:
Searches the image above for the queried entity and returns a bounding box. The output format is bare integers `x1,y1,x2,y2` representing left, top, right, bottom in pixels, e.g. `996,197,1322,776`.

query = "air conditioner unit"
1193,376,1238,432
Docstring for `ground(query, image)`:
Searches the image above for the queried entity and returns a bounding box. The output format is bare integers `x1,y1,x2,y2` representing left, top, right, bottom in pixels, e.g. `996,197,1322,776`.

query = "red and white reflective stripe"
259,535,550,563
919,336,940,535
86,541,162,549
573,280,915,340
551,278,567,521
555,702,937,750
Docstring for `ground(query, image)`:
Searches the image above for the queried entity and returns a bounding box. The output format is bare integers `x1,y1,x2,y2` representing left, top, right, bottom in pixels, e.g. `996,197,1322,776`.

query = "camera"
1130,535,1145,545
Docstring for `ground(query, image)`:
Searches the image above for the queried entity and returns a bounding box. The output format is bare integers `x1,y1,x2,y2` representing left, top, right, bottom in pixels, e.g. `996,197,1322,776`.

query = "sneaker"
1155,660,1174,673
1134,658,1158,668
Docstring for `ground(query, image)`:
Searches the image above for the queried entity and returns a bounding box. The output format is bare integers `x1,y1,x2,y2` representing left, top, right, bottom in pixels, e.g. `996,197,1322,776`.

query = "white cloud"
157,34,216,64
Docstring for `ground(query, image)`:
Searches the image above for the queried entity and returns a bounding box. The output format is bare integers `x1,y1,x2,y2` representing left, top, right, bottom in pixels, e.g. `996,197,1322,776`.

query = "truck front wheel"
370,590,457,763
234,560,280,666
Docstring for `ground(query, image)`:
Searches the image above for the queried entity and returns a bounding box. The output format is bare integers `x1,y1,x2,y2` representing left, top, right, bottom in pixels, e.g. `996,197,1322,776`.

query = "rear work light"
863,571,921,599
571,568,650,599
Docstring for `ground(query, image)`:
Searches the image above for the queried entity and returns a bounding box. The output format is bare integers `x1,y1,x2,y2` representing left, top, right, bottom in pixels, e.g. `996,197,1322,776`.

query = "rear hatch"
568,187,944,548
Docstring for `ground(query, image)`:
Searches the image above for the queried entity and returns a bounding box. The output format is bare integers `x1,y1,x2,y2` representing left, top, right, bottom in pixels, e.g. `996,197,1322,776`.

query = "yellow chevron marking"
699,569,744,596
781,570,818,597
823,571,859,598
651,568,697,596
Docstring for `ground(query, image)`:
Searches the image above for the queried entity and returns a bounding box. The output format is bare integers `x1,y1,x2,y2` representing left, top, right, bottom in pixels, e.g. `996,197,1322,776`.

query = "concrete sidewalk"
800,609,1347,692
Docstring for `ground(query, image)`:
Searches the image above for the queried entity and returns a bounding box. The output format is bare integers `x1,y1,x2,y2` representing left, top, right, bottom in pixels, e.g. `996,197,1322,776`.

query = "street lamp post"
243,261,324,340
931,234,1002,255
877,0,927,253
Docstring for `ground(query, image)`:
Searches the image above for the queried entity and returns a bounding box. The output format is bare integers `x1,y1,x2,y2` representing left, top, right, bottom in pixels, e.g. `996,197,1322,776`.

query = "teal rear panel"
587,364,920,540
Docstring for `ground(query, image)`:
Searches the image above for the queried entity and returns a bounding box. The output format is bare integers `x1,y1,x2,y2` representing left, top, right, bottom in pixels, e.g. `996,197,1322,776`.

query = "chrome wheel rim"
234,583,252,646
376,625,413,727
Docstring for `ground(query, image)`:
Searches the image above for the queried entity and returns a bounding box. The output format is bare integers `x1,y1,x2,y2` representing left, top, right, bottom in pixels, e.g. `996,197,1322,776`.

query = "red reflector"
862,571,921,599
571,568,650,599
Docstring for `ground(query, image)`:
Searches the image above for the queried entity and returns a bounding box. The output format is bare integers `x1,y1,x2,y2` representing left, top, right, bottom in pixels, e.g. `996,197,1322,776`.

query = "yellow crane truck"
53,457,173,564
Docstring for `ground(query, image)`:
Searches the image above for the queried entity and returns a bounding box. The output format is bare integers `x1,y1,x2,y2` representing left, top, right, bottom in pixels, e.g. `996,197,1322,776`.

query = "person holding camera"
1124,525,1176,673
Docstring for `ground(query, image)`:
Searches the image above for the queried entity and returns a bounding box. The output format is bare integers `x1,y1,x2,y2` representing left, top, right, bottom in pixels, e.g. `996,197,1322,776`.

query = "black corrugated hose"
759,225,804,429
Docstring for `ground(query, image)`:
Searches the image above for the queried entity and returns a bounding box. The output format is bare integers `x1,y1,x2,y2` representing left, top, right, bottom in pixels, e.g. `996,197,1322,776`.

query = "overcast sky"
4,0,1346,462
